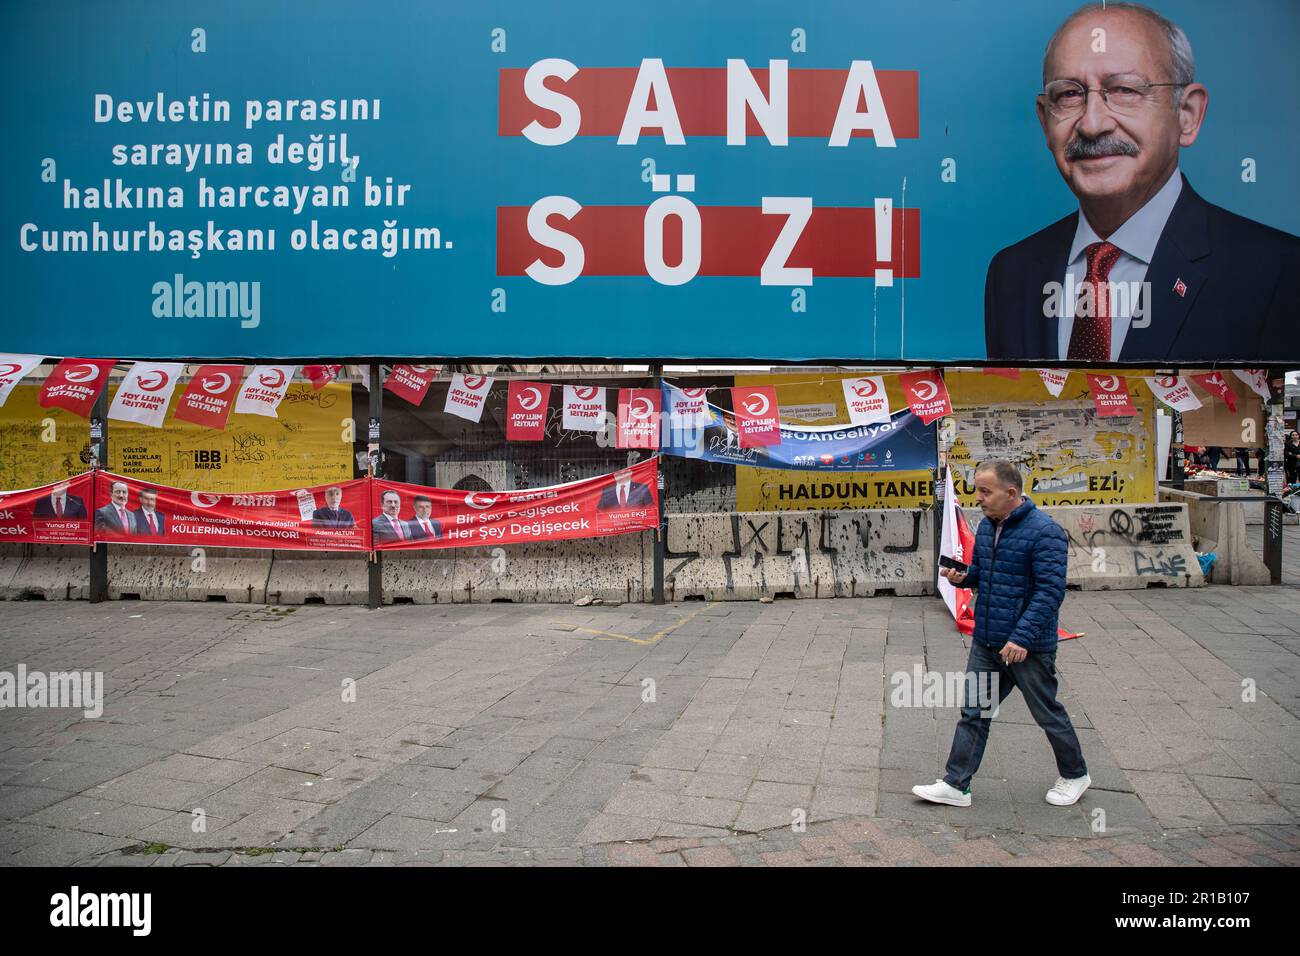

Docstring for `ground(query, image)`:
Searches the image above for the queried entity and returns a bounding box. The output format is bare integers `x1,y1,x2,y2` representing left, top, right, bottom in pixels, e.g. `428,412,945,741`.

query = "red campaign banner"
617,388,661,449
0,472,94,545
730,386,781,448
1086,374,1137,417
372,458,659,551
899,370,951,424
384,364,442,406
91,472,371,551
173,365,243,430
1190,372,1239,413
506,381,552,440
303,365,343,390
38,359,117,418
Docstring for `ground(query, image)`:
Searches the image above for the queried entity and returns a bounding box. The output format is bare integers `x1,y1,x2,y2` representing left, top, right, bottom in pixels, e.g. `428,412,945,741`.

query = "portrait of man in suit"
371,490,416,544
409,495,442,541
33,480,87,519
312,486,356,529
597,467,654,511
93,480,136,534
131,487,167,537
984,2,1299,363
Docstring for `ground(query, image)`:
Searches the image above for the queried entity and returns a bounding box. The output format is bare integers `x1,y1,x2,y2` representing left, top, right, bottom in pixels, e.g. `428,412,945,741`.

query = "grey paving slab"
0,580,1297,866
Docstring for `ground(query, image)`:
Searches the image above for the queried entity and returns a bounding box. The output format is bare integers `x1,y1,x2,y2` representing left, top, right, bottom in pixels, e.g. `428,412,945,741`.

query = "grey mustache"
1066,136,1140,160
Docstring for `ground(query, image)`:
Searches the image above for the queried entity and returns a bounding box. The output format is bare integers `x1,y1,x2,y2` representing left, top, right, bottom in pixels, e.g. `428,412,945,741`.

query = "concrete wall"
0,545,90,600
0,500,1211,604
382,535,649,605
106,545,272,603
1159,488,1269,586
664,510,934,600
266,550,368,605
962,503,1205,589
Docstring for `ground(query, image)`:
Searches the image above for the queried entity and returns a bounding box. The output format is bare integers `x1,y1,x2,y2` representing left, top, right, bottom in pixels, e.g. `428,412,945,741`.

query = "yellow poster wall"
733,372,933,510
946,370,1157,507
0,382,354,492
730,369,1158,511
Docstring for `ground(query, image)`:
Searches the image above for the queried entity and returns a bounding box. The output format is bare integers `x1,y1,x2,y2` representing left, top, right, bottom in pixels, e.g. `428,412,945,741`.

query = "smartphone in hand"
938,554,968,574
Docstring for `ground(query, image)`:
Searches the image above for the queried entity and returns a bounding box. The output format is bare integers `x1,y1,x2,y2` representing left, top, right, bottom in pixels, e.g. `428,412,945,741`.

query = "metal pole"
652,363,666,605
89,387,109,603
1264,498,1283,586
1171,408,1185,487
367,362,383,609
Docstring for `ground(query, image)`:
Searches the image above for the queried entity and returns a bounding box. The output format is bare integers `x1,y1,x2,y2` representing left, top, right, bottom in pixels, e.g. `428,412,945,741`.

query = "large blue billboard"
3,1,1297,363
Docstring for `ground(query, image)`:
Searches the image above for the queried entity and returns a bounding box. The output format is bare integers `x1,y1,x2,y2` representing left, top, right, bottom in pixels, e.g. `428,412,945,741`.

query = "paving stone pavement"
1,581,1298,867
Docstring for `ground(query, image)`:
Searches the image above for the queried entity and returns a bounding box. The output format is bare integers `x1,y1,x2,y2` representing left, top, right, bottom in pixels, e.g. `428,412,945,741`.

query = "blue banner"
3,1,1297,363
662,401,936,472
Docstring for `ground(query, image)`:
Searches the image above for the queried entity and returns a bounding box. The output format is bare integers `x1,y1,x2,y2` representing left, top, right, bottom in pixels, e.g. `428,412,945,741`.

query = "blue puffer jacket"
962,497,1068,653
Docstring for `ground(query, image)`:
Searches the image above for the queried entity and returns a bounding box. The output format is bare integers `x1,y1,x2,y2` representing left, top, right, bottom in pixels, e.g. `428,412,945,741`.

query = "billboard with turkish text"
3,0,1297,364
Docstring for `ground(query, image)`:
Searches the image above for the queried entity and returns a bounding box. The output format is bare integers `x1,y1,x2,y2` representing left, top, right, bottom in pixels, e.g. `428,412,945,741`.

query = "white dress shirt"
1057,169,1183,361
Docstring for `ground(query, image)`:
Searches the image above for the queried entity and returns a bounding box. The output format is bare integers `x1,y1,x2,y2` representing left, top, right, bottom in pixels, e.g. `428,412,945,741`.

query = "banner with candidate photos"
91,472,371,551
0,472,95,545
372,458,659,551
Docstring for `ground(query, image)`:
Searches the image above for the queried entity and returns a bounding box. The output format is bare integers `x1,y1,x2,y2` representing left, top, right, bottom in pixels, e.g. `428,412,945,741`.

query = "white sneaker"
912,779,971,807
1045,774,1091,806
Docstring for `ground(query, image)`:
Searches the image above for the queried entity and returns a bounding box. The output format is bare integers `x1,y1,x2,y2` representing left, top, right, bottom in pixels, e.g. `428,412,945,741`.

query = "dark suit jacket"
131,509,167,536
985,174,1300,363
597,480,654,511
93,504,135,533
408,517,442,541
371,514,418,544
33,494,87,518
312,506,355,529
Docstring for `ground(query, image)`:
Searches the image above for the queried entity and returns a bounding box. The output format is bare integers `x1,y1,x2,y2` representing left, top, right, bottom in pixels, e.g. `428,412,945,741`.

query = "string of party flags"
0,354,1272,436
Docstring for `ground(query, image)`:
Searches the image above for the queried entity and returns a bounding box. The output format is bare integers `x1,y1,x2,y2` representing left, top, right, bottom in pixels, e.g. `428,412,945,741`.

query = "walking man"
914,459,1090,808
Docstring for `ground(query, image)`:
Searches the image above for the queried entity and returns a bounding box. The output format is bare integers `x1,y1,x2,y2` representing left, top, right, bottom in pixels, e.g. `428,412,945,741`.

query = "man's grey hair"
1044,2,1195,106
974,459,1024,493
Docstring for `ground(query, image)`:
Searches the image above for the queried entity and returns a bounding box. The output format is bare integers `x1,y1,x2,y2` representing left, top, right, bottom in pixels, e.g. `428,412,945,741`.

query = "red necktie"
1067,240,1122,361
393,517,404,540
148,513,157,534
55,498,63,518
619,486,627,507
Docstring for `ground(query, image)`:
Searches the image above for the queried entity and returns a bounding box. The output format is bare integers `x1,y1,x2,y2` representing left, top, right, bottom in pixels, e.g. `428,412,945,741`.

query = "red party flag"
898,370,951,424
1087,374,1136,417
730,386,781,447
173,365,244,430
37,359,116,418
505,381,551,440
384,365,441,406
1190,372,1238,413
617,388,661,449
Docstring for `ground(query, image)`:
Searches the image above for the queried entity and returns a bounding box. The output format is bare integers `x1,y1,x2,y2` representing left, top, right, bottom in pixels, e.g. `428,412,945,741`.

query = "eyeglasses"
1039,77,1182,118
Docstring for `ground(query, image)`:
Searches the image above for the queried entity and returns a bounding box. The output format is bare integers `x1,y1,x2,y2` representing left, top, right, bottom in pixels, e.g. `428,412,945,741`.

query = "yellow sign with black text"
733,372,933,510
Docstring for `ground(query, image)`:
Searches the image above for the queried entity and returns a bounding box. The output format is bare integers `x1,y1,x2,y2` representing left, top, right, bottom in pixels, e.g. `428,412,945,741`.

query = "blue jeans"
942,640,1087,791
